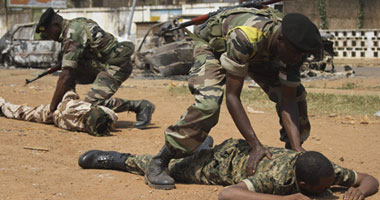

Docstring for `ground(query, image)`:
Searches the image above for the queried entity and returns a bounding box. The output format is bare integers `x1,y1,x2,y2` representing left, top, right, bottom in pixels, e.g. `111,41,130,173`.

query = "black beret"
282,13,322,52
36,7,56,33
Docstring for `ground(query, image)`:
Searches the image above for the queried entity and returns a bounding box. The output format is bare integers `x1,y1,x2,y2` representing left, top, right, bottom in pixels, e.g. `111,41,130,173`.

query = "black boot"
145,145,176,190
78,150,130,171
129,100,155,129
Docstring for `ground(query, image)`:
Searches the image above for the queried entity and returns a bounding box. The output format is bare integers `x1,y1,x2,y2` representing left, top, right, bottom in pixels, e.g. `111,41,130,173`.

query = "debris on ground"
247,106,264,114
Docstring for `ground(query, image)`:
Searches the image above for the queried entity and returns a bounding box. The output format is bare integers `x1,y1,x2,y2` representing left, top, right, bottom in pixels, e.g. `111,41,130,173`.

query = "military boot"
145,145,176,190
128,100,155,129
78,150,130,171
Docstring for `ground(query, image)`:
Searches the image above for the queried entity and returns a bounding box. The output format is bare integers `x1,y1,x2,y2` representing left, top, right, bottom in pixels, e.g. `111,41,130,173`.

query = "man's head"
36,7,63,41
84,107,115,136
295,151,335,195
274,13,322,66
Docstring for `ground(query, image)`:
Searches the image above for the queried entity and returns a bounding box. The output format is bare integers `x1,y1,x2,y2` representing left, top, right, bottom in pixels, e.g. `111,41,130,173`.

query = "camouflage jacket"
198,8,303,87
59,18,118,70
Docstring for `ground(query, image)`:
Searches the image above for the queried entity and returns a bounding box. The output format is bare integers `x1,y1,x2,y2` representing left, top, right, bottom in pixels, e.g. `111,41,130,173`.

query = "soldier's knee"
120,61,133,79
202,100,221,116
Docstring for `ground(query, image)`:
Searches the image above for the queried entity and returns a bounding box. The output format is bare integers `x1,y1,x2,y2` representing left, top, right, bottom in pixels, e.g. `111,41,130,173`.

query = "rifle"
161,0,283,34
25,65,61,85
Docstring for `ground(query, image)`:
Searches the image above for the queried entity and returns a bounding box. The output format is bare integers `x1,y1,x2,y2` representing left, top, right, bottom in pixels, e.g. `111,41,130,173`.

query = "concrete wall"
283,0,380,29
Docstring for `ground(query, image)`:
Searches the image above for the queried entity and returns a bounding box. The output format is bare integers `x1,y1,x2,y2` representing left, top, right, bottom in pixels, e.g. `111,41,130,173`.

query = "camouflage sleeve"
221,27,263,77
61,21,89,69
331,162,358,187
278,65,301,87
242,175,274,194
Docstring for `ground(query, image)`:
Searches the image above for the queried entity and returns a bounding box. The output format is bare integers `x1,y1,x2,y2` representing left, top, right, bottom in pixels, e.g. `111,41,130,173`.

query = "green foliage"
307,92,380,115
318,0,328,29
338,82,358,90
357,0,365,29
168,85,189,95
240,88,275,109
168,86,379,115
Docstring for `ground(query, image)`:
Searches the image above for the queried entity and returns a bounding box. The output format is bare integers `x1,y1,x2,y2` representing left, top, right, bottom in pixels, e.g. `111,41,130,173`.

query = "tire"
3,54,13,68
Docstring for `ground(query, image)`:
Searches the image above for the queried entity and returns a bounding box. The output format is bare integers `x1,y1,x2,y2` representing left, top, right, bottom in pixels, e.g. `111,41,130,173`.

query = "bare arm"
49,68,76,113
225,73,271,175
280,84,305,152
343,172,379,200
218,182,311,200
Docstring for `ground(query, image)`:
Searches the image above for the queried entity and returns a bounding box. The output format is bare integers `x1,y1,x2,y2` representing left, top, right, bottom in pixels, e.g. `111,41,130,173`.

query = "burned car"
134,16,195,77
0,22,61,68
302,33,335,73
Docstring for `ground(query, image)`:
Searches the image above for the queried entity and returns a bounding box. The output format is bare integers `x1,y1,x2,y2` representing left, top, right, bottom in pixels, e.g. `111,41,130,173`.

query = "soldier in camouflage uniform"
78,138,379,199
0,91,117,136
35,8,154,129
145,7,323,189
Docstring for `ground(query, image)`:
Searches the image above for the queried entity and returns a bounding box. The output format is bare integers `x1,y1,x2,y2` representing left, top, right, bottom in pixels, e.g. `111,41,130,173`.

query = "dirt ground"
0,67,380,200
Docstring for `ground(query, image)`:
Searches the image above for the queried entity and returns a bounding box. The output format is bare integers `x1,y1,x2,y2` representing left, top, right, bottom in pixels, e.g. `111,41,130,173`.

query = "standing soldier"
36,8,155,129
145,7,322,189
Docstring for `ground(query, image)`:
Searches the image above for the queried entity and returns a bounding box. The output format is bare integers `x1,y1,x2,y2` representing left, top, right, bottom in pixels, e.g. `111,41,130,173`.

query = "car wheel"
3,54,13,68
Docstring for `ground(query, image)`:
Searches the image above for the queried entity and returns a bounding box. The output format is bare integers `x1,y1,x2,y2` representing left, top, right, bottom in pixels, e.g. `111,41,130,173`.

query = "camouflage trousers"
124,138,247,185
83,41,135,112
0,91,118,133
164,40,310,155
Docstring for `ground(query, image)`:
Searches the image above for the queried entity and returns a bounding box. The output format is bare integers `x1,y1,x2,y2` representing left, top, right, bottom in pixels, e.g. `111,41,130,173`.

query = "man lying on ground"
78,137,378,200
0,91,118,136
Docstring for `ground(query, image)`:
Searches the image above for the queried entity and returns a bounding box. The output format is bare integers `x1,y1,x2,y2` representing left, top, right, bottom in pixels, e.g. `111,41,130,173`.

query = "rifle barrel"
24,66,61,85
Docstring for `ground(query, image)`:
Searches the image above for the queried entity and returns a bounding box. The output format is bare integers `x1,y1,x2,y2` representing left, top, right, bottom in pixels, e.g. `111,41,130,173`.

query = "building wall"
283,0,380,29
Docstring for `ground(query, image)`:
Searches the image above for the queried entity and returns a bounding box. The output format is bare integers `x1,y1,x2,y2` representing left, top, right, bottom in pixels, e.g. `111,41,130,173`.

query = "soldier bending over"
145,7,323,189
36,8,154,129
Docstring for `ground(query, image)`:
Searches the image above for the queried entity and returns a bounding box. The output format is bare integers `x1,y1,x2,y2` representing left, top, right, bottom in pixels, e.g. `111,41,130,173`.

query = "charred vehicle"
0,23,61,68
134,16,195,77
302,33,335,73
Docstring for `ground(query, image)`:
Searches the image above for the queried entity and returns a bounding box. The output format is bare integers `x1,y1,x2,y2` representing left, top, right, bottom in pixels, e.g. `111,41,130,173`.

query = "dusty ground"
0,67,380,200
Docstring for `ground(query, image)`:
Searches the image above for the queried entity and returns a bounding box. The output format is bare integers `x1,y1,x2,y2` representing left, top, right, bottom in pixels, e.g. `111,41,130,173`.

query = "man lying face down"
0,91,117,136
78,137,379,200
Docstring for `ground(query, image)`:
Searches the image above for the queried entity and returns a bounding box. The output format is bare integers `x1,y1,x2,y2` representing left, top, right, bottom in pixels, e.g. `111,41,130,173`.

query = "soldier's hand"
283,193,311,200
46,112,54,123
343,187,365,200
246,145,271,176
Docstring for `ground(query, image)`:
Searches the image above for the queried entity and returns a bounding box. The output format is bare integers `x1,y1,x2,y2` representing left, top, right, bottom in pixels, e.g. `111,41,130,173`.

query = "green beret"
36,7,55,33
282,13,322,52
84,107,113,136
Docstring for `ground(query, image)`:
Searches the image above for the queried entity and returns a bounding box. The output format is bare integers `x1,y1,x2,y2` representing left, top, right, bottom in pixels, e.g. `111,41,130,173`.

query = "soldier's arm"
49,68,76,113
280,84,304,152
225,72,271,176
343,172,379,200
218,182,311,200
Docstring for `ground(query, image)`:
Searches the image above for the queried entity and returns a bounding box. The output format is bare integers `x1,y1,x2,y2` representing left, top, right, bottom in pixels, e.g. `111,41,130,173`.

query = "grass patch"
241,88,275,109
337,82,358,90
168,86,380,115
168,85,190,95
307,93,380,115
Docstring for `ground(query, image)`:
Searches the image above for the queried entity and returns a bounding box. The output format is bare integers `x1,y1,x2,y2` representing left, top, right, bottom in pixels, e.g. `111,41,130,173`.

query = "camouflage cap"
84,107,114,136
282,13,322,52
36,7,56,33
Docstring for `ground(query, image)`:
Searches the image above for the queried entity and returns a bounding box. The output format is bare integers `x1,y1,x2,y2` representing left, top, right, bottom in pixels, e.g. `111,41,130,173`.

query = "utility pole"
4,0,8,29
125,0,136,40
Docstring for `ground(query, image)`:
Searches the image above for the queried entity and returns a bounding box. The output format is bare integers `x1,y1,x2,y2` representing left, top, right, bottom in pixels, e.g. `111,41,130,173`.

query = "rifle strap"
183,28,209,46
